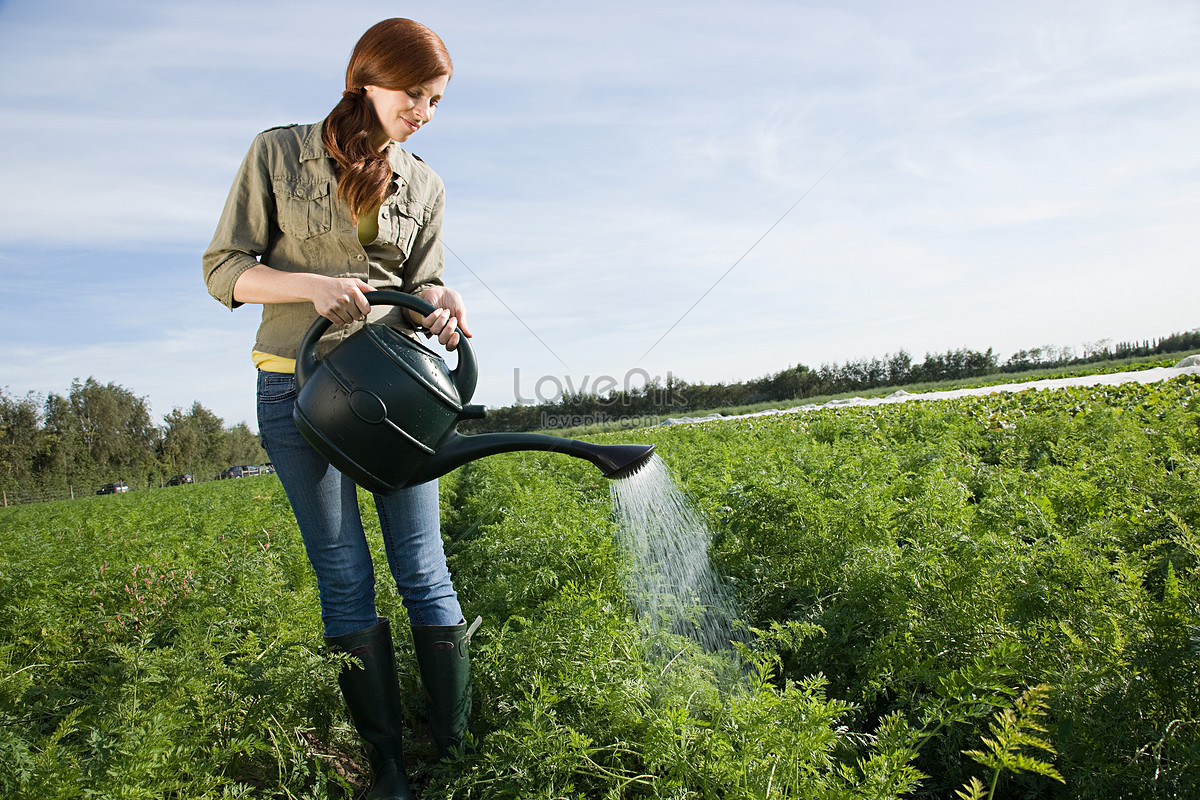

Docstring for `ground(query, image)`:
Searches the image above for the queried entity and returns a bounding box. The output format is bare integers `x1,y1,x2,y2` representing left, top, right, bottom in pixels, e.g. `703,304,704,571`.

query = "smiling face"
364,74,449,149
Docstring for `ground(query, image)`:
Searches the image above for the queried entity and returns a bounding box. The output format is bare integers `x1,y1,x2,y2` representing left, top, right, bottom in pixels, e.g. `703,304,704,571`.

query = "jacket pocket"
379,200,425,256
274,179,333,240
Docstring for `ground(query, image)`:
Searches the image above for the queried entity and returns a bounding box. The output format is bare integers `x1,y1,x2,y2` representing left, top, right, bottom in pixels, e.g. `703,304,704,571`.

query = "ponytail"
322,88,392,221
321,18,453,222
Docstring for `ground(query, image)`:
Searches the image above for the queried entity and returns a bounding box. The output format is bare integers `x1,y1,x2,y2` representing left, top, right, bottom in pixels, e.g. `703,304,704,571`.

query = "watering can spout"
408,431,655,486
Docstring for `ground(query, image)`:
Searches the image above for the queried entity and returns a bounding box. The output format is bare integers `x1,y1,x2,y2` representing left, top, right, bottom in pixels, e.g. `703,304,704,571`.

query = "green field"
2,376,1198,798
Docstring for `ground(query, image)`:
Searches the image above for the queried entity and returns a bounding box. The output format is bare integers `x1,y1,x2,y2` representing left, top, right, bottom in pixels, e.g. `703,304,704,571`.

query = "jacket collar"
300,120,331,162
301,119,407,176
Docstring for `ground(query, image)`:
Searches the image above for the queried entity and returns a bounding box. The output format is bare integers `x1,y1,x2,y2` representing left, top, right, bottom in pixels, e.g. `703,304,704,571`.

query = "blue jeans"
256,370,463,637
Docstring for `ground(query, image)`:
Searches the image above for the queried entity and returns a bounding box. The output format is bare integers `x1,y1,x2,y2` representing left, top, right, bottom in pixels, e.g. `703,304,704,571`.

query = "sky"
1,0,1197,430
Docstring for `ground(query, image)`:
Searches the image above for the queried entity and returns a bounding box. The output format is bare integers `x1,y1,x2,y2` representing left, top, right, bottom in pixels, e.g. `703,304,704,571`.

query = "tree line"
0,378,265,504
462,330,1200,433
3,330,1196,501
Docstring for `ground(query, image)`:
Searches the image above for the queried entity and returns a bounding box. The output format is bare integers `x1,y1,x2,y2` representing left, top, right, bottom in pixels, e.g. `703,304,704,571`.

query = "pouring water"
609,454,746,654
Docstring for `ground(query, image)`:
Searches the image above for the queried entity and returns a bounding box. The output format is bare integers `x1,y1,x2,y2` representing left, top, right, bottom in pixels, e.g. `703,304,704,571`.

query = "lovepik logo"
512,368,686,407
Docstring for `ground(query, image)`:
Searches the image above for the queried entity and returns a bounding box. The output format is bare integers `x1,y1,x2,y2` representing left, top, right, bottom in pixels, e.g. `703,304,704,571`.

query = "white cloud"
3,321,262,428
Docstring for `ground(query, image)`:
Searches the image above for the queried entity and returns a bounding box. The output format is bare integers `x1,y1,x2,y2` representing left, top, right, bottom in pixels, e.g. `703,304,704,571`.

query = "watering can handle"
293,289,478,403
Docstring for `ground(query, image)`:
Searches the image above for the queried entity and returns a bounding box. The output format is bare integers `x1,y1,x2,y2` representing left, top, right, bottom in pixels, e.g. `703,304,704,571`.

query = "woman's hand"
310,277,374,325
414,285,471,350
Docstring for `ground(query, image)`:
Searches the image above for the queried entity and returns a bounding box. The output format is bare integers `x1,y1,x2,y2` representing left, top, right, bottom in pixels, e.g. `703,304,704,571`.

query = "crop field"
2,376,1199,798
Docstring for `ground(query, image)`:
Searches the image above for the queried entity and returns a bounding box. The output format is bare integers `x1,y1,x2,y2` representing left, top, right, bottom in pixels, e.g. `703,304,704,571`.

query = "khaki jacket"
202,120,446,359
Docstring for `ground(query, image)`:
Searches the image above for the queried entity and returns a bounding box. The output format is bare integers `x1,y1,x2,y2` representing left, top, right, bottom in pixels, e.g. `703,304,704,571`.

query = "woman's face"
364,74,450,149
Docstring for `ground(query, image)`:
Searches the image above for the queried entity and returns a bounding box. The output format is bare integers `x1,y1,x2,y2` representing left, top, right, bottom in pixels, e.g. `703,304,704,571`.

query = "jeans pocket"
256,371,297,456
257,371,297,404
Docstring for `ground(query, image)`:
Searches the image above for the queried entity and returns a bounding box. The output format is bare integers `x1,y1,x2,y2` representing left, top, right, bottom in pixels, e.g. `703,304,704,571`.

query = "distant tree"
766,365,814,401
217,422,268,477
1157,330,1200,354
0,389,43,496
65,378,157,487
161,402,226,480
1083,339,1113,360
39,392,85,491
886,351,913,384
914,348,997,382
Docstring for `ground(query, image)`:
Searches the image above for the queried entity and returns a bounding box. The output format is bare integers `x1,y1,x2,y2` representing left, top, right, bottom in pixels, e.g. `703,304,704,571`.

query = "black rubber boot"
410,616,481,759
325,618,415,800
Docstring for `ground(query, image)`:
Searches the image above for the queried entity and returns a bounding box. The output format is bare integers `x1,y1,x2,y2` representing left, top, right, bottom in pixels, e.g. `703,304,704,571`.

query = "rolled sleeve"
202,133,276,310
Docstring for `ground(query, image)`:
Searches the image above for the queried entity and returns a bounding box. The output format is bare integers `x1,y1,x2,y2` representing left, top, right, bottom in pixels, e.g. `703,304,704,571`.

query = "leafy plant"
3,375,1199,797
958,684,1064,799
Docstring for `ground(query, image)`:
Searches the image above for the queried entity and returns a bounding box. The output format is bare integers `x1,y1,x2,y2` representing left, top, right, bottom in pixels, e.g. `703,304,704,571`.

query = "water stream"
609,454,746,654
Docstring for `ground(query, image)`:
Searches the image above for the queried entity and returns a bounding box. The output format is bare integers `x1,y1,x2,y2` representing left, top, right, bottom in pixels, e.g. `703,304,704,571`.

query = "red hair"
322,19,453,220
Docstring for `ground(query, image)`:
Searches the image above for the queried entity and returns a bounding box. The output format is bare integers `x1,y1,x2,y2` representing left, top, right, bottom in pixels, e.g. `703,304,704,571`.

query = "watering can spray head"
588,442,656,480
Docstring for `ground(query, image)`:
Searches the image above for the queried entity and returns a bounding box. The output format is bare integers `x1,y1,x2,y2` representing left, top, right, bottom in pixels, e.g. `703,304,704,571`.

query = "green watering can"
293,290,654,494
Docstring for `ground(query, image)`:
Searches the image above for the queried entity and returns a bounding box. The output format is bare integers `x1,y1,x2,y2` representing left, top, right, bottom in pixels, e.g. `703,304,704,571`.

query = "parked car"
97,482,129,495
167,474,193,486
219,465,268,479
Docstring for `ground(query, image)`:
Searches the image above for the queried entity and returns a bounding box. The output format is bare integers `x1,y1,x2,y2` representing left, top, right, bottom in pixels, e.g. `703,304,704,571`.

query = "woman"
202,18,476,800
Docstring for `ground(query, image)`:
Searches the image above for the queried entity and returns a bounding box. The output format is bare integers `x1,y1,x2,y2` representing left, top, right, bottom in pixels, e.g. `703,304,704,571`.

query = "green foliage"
626,376,1200,797
160,401,235,483
3,375,1199,796
960,684,1064,797
0,382,266,500
0,389,42,494
0,478,351,798
45,377,159,490
465,333,1197,436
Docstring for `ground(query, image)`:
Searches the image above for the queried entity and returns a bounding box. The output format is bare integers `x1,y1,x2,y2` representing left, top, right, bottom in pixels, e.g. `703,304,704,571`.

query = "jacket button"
355,254,365,261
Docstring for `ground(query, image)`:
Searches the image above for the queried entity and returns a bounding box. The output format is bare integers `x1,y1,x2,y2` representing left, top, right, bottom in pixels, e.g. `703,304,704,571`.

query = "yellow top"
357,203,381,245
253,351,296,374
